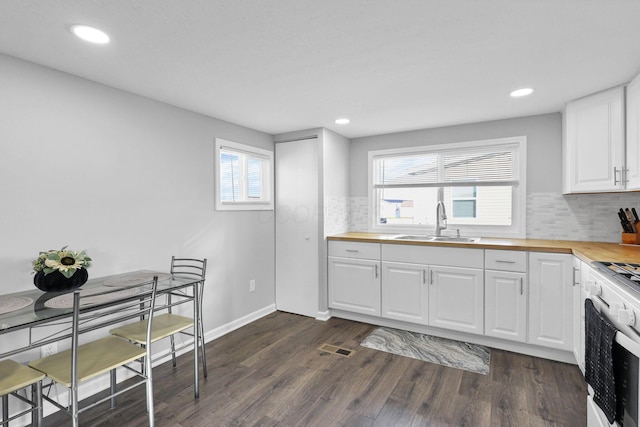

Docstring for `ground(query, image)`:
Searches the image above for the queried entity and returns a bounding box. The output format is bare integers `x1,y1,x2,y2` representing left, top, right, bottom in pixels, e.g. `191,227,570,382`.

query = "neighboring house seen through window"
369,136,526,238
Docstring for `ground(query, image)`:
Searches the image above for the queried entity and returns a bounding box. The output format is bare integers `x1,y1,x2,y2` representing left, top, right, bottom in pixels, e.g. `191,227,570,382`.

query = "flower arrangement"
32,246,92,278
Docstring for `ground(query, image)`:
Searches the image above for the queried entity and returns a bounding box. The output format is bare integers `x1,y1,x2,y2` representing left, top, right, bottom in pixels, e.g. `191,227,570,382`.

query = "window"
215,138,274,210
369,136,526,237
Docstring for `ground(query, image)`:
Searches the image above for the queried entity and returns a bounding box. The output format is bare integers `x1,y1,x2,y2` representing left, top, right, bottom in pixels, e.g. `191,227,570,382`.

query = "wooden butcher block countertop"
327,232,640,265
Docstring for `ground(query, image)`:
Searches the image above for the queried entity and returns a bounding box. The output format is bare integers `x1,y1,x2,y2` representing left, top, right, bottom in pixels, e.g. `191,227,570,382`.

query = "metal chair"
29,277,159,427
0,359,44,426
110,257,207,378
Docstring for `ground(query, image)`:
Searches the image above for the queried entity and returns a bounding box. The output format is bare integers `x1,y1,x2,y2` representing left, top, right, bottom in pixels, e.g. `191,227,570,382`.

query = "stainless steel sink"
390,235,432,241
429,236,480,243
390,235,480,243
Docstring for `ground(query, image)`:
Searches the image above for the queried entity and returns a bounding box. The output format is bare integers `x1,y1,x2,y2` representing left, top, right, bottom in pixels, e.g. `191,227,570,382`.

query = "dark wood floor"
43,311,586,426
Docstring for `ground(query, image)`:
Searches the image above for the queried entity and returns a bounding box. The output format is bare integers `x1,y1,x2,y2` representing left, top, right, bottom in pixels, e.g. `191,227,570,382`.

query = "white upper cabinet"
626,73,640,190
563,85,625,193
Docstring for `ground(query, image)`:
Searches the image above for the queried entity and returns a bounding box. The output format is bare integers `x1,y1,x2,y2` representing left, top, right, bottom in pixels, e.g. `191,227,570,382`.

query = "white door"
428,265,484,335
275,139,319,317
485,270,527,342
564,86,625,192
528,253,573,350
328,257,381,316
381,261,428,324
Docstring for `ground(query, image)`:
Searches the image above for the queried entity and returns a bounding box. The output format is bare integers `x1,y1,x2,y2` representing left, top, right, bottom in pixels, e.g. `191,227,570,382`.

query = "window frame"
215,138,274,211
368,136,527,238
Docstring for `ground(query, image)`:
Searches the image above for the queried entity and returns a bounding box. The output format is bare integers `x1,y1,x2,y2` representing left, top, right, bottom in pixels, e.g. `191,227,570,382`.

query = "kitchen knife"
626,208,637,232
619,210,634,232
633,207,640,223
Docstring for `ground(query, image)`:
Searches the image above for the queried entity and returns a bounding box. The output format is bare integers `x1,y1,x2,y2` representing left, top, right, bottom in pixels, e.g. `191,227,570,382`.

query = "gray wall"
349,113,562,196
0,53,276,352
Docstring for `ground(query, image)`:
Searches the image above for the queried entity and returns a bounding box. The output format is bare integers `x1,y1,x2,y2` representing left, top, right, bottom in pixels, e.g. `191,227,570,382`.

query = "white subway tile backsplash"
324,196,350,236
527,192,640,242
345,193,640,243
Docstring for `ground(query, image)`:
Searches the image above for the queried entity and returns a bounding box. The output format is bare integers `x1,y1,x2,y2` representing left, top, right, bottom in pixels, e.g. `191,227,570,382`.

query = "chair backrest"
170,257,207,282
69,277,159,389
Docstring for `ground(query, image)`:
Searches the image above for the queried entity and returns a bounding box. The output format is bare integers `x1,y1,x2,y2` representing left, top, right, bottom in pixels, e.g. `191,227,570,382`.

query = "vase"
33,269,89,292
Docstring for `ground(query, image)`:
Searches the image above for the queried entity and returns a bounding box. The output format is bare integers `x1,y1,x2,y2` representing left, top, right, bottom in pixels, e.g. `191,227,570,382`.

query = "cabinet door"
564,86,625,193
381,261,428,324
528,253,573,350
428,266,484,334
627,74,640,190
328,257,381,316
485,270,527,342
571,257,582,367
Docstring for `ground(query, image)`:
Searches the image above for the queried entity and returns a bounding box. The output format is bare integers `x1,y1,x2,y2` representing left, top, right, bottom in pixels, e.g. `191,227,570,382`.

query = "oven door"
588,292,640,427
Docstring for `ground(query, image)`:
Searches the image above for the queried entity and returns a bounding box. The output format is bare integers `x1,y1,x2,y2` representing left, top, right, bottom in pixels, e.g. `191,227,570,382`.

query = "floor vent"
318,343,355,358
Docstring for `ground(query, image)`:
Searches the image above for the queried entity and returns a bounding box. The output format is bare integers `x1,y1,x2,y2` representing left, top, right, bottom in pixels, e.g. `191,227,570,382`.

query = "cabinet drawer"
382,244,483,268
329,241,380,260
485,250,527,272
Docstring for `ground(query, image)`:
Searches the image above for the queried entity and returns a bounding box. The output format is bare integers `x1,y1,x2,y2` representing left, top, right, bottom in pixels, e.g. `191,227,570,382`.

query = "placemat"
0,296,33,315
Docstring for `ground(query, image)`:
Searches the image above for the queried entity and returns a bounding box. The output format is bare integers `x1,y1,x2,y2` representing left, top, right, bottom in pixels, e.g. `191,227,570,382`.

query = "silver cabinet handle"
345,249,359,253
430,270,434,285
495,260,516,264
375,264,378,278
572,267,579,286
422,269,426,284
615,166,621,186
520,278,524,295
624,168,629,185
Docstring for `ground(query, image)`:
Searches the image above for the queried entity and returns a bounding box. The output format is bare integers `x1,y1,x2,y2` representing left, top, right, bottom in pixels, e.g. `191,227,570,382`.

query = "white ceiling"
1,1,640,139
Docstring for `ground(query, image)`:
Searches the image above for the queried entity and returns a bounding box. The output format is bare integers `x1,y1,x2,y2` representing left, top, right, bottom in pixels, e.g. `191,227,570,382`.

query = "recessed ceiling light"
70,25,110,44
335,118,350,125
510,88,534,97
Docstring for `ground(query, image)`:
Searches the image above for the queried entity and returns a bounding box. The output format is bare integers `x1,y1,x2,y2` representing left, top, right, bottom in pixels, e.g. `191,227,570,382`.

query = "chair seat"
29,336,146,388
0,360,45,395
109,313,194,344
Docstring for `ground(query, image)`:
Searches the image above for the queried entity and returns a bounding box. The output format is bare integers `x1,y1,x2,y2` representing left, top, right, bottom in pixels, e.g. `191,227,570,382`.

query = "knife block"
622,231,640,244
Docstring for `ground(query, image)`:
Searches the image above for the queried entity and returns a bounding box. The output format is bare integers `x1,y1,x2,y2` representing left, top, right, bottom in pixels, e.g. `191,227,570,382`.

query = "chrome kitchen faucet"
435,200,447,236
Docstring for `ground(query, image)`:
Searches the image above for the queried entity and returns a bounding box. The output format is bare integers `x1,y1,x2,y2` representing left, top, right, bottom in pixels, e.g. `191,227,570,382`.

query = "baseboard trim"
315,310,331,321
153,303,277,363
204,304,277,343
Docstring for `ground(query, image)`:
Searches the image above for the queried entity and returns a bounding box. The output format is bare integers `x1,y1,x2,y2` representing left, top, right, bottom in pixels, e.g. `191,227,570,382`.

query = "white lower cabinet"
328,241,381,316
428,265,484,335
381,261,428,324
328,241,576,357
528,252,574,351
485,270,527,342
484,249,528,343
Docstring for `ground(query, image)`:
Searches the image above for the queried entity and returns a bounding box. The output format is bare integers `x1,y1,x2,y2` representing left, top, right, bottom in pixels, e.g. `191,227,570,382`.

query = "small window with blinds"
369,136,526,237
215,138,274,211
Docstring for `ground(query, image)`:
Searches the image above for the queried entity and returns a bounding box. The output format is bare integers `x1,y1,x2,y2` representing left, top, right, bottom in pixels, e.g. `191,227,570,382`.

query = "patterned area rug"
360,327,490,375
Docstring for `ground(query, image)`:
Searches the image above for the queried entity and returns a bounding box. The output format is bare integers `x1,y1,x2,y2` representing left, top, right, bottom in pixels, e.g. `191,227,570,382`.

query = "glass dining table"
0,270,203,398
